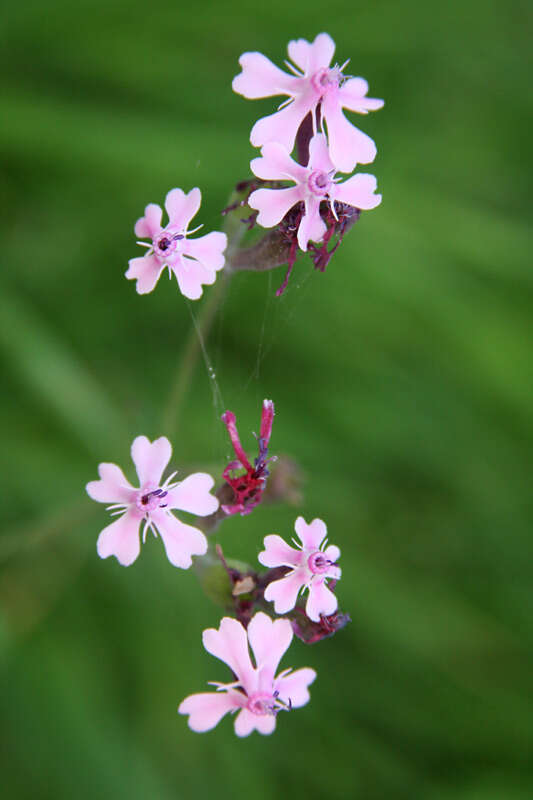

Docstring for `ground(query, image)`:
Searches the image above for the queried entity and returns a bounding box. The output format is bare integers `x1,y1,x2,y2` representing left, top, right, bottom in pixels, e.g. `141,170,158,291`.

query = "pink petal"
259,398,275,442
306,579,338,622
96,508,141,566
322,93,377,171
131,435,172,487
250,93,316,152
324,544,341,563
233,708,255,737
339,78,384,113
232,52,297,99
276,667,316,708
288,32,335,74
172,255,217,301
247,613,293,681
181,231,227,272
178,691,241,733
250,142,308,184
253,713,277,735
307,132,335,172
327,564,342,581
297,197,326,251
86,462,135,504
125,254,164,295
233,708,277,737
202,617,255,693
294,516,327,550
134,203,162,239
164,187,201,231
151,510,207,569
264,569,307,614
258,534,303,569
167,472,219,516
331,173,382,210
248,186,303,228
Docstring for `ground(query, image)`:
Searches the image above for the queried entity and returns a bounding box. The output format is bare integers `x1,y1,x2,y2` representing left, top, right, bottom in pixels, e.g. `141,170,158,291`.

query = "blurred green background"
1,0,532,797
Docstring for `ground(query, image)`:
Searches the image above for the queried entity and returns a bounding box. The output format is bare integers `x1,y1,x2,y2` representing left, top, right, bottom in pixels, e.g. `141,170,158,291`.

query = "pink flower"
232,32,383,172
221,399,275,515
86,436,218,567
178,612,316,736
258,516,341,622
126,188,227,299
248,133,381,251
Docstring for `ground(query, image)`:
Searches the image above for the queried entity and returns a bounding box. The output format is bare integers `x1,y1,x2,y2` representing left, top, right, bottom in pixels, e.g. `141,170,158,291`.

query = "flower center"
311,66,342,95
246,692,277,716
153,230,183,260
307,551,331,574
135,487,168,514
307,170,332,197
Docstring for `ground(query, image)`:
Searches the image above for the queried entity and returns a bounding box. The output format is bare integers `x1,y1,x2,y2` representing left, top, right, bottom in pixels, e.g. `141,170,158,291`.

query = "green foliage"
1,1,532,798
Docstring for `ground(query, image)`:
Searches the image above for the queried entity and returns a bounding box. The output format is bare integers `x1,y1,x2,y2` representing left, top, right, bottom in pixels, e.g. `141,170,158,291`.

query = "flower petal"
248,186,303,228
131,435,172,487
172,255,217,301
232,52,297,99
327,564,342,581
307,132,335,172
247,613,293,681
151,510,207,569
134,203,162,239
322,93,377,171
125,254,164,295
324,544,341,563
233,708,256,737
164,187,201,231
254,714,277,735
264,569,306,614
339,78,384,113
258,534,303,568
294,516,327,550
250,142,307,184
233,707,276,736
306,578,338,622
276,667,316,708
86,462,135,504
167,472,219,516
331,173,382,210
288,32,335,74
297,196,326,252
96,508,141,566
181,231,227,272
250,93,316,152
202,617,255,693
178,691,241,733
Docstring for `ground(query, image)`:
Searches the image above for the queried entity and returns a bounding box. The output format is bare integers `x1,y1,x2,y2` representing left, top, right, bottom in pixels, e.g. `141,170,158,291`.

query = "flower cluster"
233,32,383,292
87,31,383,738
87,416,345,736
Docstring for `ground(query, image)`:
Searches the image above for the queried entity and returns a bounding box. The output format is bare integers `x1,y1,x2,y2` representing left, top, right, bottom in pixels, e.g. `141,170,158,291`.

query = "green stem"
161,269,231,438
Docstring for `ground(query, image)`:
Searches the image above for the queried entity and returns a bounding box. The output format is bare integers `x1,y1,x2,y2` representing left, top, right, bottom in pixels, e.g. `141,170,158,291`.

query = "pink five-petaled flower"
178,612,316,736
221,399,275,515
86,436,218,568
232,32,383,172
126,187,227,300
258,516,341,622
249,133,381,252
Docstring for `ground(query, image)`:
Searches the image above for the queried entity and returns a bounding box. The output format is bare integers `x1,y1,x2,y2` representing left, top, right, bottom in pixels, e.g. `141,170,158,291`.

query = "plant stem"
161,269,230,438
